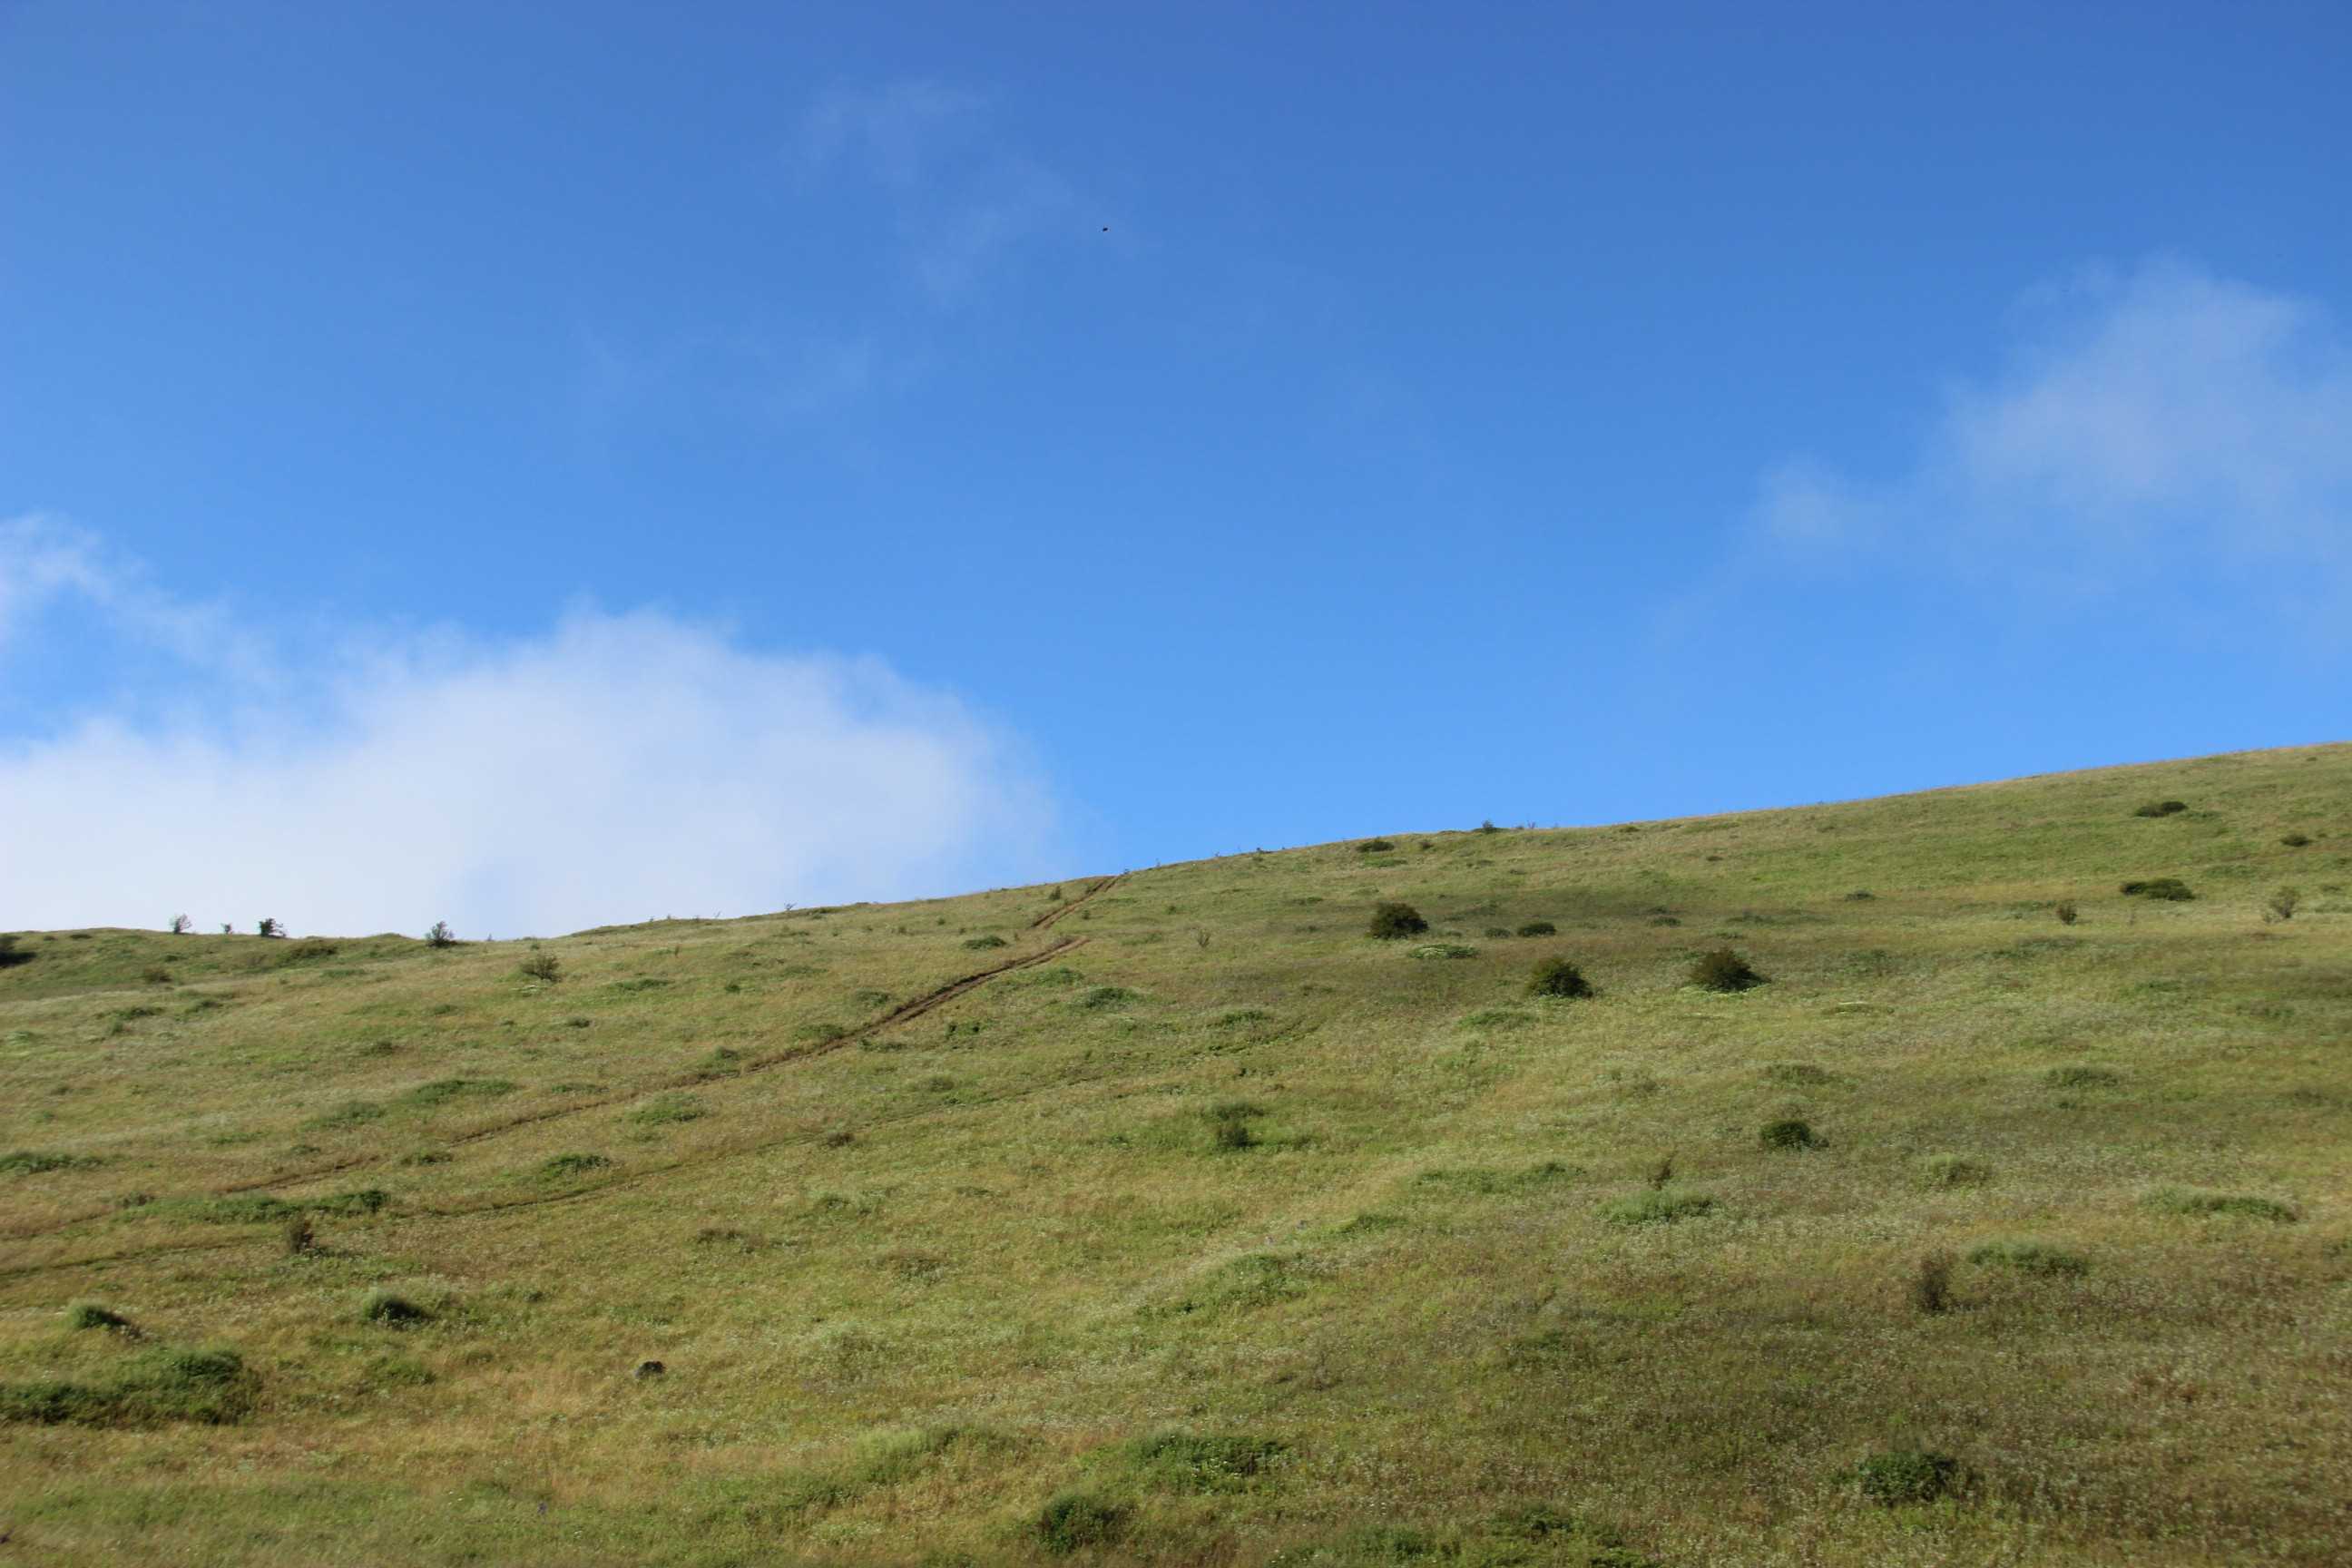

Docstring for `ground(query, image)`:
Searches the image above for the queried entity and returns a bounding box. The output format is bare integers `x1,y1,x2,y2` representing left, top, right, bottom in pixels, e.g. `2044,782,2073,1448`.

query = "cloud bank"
1746,260,2352,623
0,524,1061,936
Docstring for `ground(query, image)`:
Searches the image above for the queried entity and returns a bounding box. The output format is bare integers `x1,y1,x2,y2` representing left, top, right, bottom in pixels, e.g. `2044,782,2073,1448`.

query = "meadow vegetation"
1,744,2347,1564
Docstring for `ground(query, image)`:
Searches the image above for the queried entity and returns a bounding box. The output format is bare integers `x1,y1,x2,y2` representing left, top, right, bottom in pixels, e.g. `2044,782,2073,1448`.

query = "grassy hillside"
3,744,2348,1566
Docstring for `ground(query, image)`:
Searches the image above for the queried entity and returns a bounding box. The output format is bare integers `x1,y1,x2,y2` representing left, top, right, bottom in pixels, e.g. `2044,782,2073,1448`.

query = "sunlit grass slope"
3,743,2348,1566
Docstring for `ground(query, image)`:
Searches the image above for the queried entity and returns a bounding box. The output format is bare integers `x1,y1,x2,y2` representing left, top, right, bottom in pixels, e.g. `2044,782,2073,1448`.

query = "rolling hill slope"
3,744,2348,1565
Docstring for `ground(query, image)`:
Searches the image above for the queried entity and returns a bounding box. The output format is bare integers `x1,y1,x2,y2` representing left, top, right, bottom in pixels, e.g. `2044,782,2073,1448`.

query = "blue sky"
4,2,2348,935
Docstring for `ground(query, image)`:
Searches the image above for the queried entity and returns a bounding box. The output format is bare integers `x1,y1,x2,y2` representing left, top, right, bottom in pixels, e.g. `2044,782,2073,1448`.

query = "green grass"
1,742,2348,1564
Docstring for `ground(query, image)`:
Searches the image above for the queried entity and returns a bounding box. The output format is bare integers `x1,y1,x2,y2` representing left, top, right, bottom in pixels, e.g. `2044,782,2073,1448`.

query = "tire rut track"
1030,872,1124,931
3,935,1093,1252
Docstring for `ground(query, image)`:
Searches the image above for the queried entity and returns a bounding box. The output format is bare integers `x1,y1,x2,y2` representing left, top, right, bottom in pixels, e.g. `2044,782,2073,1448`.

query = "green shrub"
1078,985,1134,1011
1759,1118,1817,1151
539,1152,612,1181
1601,1189,1714,1227
1034,1489,1128,1553
1208,1100,1263,1152
1367,902,1429,939
1855,1449,1958,1504
1515,920,1557,936
2281,831,2312,848
425,921,457,948
2132,799,2189,817
282,1214,316,1256
1357,838,1396,854
1528,957,1594,999
1689,947,1764,992
2265,886,2301,922
517,953,563,982
1761,1062,1831,1086
360,1289,430,1325
629,1093,705,1127
2147,1187,2298,1222
961,934,1006,950
2054,899,2078,925
1483,926,1512,938
0,935,33,968
2119,877,2194,900
1968,1240,2088,1276
64,1301,133,1333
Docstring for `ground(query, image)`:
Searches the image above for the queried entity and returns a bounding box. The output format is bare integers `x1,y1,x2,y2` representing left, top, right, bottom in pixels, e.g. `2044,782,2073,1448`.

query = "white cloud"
1748,260,2352,612
0,527,1063,936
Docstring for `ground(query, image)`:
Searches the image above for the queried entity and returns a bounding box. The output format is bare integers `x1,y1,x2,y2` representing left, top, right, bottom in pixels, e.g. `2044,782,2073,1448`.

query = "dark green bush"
0,934,30,968
1,1346,253,1426
1515,920,1557,936
2119,877,2194,900
1,1150,101,1176
1367,902,1429,939
2053,899,2078,925
1528,958,1594,999
1689,947,1764,992
1912,1253,1954,1315
1759,1118,1817,1151
1357,838,1396,854
2281,831,2312,847
517,952,563,982
539,1152,612,1181
1856,1450,1958,1504
961,934,1006,950
1035,1489,1128,1553
425,921,457,948
2132,799,2188,817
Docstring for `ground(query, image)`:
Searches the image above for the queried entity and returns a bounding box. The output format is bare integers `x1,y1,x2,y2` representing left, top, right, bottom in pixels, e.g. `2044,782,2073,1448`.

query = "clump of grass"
1034,1489,1128,1553
64,1301,135,1333
538,1152,612,1181
1528,957,1594,999
961,935,1007,950
2132,799,2189,817
2146,1187,2298,1222
1367,901,1429,939
1,1150,103,1176
0,1346,253,1426
2043,1064,2120,1089
1917,1152,1991,1188
1855,1449,1958,1504
282,1214,316,1256
1127,1429,1287,1492
1761,1062,1831,1086
1759,1118,1818,1151
1968,1240,2089,1276
1688,947,1765,992
359,1289,430,1326
2054,899,2078,925
1078,985,1134,1011
628,1093,705,1127
2119,877,2194,901
2264,886,2301,922
397,1078,515,1111
1602,1189,1715,1227
2280,830,2312,848
517,953,563,982
1410,942,1478,960
1357,838,1396,854
1515,920,1557,936
1912,1253,1954,1315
